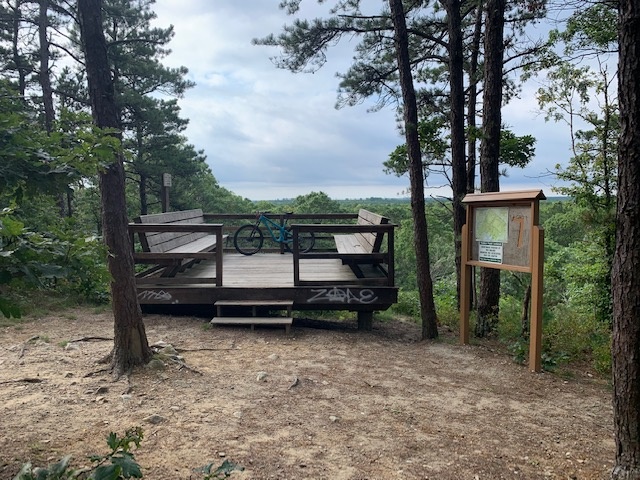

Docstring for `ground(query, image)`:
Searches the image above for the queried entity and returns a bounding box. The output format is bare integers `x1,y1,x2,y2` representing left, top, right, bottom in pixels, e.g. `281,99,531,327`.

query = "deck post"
357,311,373,330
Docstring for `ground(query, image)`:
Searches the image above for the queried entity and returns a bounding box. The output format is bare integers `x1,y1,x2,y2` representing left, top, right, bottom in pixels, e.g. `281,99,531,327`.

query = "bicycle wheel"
284,229,315,253
234,224,264,255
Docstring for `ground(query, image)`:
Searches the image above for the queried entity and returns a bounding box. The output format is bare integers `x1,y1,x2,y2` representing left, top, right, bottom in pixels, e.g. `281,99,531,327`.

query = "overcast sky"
151,0,568,201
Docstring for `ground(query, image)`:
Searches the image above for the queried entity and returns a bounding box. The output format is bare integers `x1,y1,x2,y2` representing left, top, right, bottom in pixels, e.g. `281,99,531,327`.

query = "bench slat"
334,209,390,256
136,209,204,224
334,234,367,254
132,210,224,279
135,209,208,253
164,235,219,254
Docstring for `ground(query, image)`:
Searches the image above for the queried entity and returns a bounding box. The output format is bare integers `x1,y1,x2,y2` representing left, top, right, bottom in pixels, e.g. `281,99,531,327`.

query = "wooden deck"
136,254,395,306
132,212,398,328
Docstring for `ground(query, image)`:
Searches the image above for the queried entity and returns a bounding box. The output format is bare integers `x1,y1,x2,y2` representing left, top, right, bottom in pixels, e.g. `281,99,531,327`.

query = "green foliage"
544,304,611,373
550,3,617,53
499,129,536,168
496,279,611,373
193,459,244,479
0,82,74,202
14,428,243,480
14,428,144,480
0,206,110,318
88,428,144,480
384,117,448,178
384,119,535,183
52,224,110,304
536,59,618,322
433,279,458,330
290,191,345,214
391,289,420,319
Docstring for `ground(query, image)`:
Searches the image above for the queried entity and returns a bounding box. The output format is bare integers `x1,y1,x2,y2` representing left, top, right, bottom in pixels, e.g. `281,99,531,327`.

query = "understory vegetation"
14,428,242,479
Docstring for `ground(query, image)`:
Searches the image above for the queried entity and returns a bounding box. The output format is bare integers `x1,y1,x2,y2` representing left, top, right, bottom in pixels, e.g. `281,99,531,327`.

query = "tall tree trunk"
611,1,640,477
600,75,615,324
464,1,483,315
11,0,27,98
137,126,148,215
37,0,68,217
38,0,55,134
443,0,467,310
466,0,483,195
388,0,438,339
476,0,505,337
78,0,152,377
139,174,148,215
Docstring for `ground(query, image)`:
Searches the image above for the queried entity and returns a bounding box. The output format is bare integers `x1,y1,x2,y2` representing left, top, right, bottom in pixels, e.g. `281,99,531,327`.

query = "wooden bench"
129,209,226,283
334,209,390,277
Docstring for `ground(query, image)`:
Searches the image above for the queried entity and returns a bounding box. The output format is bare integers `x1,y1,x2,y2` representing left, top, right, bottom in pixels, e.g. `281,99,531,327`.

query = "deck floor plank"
181,253,362,287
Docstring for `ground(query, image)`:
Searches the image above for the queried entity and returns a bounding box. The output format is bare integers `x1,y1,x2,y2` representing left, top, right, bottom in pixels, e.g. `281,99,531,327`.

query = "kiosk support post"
529,225,544,372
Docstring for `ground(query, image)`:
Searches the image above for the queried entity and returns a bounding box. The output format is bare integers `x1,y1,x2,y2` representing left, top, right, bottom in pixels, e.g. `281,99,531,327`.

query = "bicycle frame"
256,214,289,244
234,212,314,255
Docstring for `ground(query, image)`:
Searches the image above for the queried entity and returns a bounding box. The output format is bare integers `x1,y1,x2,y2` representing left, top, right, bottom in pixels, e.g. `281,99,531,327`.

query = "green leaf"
213,459,244,475
89,464,121,480
1,216,25,237
46,455,73,476
112,455,143,478
106,432,118,451
0,270,12,284
12,462,35,480
0,297,21,319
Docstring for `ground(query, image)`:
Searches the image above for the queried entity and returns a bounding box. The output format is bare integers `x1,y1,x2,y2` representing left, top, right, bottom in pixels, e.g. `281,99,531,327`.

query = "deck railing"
129,213,395,288
128,222,225,286
203,213,357,253
290,222,395,287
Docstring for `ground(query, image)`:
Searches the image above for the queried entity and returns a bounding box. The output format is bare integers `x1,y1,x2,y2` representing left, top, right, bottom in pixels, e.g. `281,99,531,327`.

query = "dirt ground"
0,308,614,480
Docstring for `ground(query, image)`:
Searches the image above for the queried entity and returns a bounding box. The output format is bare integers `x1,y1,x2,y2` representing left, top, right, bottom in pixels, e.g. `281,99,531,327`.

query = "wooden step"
210,316,293,334
214,300,294,317
214,300,294,307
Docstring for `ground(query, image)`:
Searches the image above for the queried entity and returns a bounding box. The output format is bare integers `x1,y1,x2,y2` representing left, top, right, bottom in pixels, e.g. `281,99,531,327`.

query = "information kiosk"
460,190,545,372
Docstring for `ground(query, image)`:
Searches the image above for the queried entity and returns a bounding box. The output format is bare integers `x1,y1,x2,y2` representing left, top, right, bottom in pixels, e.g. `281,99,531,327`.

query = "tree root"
18,335,41,359
149,340,235,353
176,362,204,375
69,336,113,343
0,377,44,385
83,367,111,378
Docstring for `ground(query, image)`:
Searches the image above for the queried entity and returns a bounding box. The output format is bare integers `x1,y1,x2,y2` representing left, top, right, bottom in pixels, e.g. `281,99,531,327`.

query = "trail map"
475,207,509,243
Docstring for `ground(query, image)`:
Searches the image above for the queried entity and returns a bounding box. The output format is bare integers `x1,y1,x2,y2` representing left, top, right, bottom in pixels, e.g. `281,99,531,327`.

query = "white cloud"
152,0,570,200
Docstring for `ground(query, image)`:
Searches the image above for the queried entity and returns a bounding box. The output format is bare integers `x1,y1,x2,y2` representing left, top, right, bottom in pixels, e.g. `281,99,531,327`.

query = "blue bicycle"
233,212,315,255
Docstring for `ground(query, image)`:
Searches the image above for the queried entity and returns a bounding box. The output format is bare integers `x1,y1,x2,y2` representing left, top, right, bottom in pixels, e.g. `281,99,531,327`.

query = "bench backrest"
356,209,390,253
134,209,208,253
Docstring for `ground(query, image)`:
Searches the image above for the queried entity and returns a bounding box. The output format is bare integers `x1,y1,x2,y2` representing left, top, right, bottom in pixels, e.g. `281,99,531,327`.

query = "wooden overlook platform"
128,211,398,330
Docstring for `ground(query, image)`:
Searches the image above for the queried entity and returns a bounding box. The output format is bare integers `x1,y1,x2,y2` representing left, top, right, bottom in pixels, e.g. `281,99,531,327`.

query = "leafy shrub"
14,428,243,479
545,304,611,373
498,292,611,373
497,295,526,342
52,222,110,304
0,209,110,319
433,280,458,330
14,427,143,480
391,289,420,319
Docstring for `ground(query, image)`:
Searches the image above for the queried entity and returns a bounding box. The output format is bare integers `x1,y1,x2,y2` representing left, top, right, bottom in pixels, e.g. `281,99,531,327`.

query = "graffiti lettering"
137,290,172,302
307,288,378,304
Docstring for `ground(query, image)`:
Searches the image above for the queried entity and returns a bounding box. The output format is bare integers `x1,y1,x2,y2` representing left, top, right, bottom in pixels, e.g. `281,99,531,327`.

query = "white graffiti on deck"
307,288,378,304
138,290,172,302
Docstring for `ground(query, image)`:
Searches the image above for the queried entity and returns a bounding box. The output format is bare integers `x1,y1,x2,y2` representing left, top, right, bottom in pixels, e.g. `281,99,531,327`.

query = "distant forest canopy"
269,195,570,206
